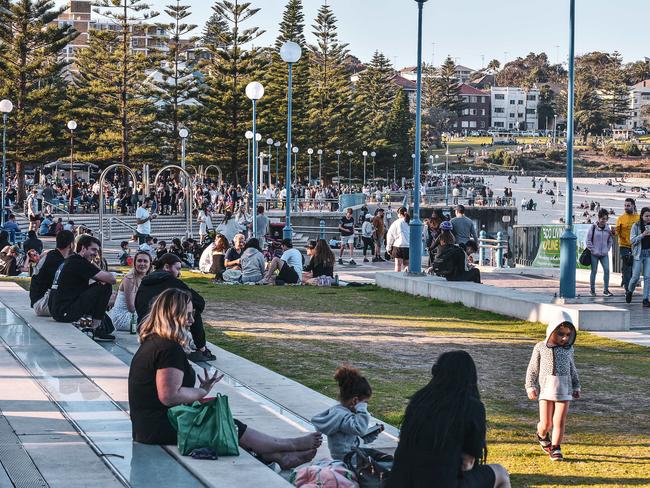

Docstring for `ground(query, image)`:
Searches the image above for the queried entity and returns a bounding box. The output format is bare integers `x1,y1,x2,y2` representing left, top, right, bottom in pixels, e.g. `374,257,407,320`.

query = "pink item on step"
291,460,358,488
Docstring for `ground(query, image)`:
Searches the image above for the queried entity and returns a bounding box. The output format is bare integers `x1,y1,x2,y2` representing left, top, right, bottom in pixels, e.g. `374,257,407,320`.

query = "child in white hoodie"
311,366,383,461
525,321,581,462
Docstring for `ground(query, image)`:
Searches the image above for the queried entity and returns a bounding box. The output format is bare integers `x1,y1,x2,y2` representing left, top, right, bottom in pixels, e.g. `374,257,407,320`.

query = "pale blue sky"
59,0,649,69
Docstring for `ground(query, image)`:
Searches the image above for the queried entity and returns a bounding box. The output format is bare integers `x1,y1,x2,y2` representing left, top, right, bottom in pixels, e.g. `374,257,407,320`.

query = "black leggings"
52,283,112,322
190,312,207,349
362,237,374,256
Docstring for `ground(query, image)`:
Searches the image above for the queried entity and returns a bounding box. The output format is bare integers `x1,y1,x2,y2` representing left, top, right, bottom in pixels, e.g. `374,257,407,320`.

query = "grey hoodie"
311,403,371,460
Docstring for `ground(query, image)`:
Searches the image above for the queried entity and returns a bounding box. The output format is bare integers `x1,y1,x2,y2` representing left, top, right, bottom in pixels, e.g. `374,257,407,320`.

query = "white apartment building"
623,79,650,130
490,87,540,131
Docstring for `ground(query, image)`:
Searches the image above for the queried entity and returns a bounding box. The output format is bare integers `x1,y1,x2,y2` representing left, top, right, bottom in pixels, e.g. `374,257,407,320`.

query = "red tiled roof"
633,79,650,89
458,83,488,95
391,74,416,90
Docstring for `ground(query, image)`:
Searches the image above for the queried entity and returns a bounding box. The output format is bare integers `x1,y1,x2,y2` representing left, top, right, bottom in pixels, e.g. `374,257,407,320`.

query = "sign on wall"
532,224,594,269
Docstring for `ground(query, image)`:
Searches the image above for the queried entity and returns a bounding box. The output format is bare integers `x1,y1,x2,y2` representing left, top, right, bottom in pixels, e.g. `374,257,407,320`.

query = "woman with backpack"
585,208,614,297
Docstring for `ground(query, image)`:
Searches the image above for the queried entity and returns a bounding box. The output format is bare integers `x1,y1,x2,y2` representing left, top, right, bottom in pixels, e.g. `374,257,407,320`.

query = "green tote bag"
167,394,240,456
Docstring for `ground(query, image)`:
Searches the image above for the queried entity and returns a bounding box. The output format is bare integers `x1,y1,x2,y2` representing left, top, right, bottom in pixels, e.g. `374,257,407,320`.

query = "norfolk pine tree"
0,0,77,202
385,89,413,176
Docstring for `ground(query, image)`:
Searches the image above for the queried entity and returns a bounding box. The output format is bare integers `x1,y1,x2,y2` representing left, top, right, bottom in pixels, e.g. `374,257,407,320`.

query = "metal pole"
409,0,426,274
319,219,325,239
275,145,279,186
181,137,186,169
336,152,340,183
308,153,312,184
283,62,294,240
247,139,251,187
445,147,450,206
348,155,352,193
1,114,6,227
252,100,258,239
559,0,577,298
363,154,367,186
69,130,74,213
267,142,272,187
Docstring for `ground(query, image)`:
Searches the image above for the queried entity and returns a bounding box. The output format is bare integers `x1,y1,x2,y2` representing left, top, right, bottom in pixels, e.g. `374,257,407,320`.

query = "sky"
58,0,649,69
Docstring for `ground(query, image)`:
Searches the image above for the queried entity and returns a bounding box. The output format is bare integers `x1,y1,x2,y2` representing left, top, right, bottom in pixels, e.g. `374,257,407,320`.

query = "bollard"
319,220,325,240
479,230,486,266
496,231,504,269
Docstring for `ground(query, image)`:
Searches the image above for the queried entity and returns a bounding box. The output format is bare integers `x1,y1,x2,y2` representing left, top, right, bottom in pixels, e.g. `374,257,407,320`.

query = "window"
642,94,650,101
494,107,505,113
481,109,486,116
469,121,477,128
470,96,477,103
470,109,477,115
526,109,536,115
527,95,537,101
495,122,505,128
461,121,469,128
481,96,486,103
480,121,486,128
463,96,469,103
518,113,524,118
463,109,470,115
509,112,515,118
510,100,515,105
495,94,505,100
518,100,524,105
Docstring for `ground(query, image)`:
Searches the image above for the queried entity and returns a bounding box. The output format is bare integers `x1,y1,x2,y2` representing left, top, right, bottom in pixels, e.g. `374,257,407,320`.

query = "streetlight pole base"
559,229,577,298
409,220,423,275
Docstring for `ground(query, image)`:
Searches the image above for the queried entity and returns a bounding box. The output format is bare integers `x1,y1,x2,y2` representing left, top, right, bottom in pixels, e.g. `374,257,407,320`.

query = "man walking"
615,198,638,290
338,207,356,265
450,205,478,246
135,197,157,244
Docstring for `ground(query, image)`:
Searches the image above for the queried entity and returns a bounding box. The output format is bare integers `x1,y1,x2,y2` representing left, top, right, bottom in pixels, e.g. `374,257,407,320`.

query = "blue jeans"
628,252,650,300
620,246,633,289
590,254,610,293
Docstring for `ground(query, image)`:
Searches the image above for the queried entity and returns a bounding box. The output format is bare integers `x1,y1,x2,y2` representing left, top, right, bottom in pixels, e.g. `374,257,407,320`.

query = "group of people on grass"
586,197,650,307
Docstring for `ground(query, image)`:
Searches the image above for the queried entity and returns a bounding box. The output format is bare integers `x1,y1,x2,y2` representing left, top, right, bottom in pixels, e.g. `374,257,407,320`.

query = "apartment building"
624,79,650,130
490,87,540,131
455,84,491,131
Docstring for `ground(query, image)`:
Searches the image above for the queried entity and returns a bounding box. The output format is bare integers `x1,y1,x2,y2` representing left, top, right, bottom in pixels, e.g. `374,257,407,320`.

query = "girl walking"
311,366,383,461
525,321,581,461
386,206,410,272
586,208,613,297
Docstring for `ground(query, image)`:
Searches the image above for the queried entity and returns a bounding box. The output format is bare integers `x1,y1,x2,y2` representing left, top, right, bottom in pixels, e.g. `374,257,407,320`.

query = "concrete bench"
376,272,630,332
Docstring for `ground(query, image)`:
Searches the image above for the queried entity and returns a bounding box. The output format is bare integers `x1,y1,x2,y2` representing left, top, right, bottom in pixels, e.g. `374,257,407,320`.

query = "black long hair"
398,350,486,461
639,207,650,233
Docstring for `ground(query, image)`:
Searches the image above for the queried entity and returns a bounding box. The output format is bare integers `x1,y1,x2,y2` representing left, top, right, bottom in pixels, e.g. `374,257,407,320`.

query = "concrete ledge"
486,266,622,288
375,272,630,331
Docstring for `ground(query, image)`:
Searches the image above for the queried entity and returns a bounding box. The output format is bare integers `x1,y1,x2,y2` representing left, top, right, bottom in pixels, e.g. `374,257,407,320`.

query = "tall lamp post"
307,148,313,184
266,138,274,187
67,120,78,213
335,149,341,184
245,131,253,187
445,145,450,206
409,0,428,275
0,100,13,227
281,40,301,240
559,0,577,298
393,153,397,183
179,128,189,169
274,140,281,186
246,81,265,238
317,149,323,185
347,151,353,192
362,151,368,186
371,151,376,180
292,146,299,185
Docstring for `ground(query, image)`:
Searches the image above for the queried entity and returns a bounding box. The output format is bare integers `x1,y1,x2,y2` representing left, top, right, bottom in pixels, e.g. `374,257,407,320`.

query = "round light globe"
280,41,302,63
393,153,397,158
245,131,254,140
362,151,368,157
245,81,265,100
411,153,416,158
179,128,189,138
274,141,281,147
307,148,313,155
292,146,299,154
371,151,376,157
317,149,323,155
0,100,13,114
266,138,274,145
67,120,78,131
255,133,262,141
336,150,341,155
347,151,353,156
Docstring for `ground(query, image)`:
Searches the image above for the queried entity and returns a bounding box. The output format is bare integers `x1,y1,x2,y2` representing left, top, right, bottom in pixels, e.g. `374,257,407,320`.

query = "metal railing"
478,230,508,268
106,216,138,241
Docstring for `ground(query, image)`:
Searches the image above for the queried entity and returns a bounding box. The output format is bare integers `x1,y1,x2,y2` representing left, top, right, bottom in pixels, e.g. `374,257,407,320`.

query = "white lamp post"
371,151,376,180
307,148,313,184
362,150,368,186
67,120,78,212
280,40,302,240
179,127,189,169
317,149,323,185
393,153,397,183
245,130,253,186
0,100,13,227
274,140,281,186
292,146,299,185
246,81,265,238
347,150,353,192
335,149,341,184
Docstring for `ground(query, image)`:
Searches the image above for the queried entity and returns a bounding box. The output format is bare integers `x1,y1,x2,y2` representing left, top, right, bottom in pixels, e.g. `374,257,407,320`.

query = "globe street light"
0,100,13,227
67,120,78,213
335,149,341,184
410,0,429,274
362,150,368,186
371,151,376,180
245,130,254,186
246,81,264,238
307,148,313,184
559,0,577,298
280,40,302,240
317,149,323,185
274,140,281,186
179,127,189,169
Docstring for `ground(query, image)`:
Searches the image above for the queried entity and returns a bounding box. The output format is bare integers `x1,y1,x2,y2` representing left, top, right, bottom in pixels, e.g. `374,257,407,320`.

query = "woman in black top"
128,289,323,468
303,239,335,284
388,351,510,488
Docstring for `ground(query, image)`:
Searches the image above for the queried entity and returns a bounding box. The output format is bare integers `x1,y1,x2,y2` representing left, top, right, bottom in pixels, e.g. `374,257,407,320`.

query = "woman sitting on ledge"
128,288,321,468
430,225,481,284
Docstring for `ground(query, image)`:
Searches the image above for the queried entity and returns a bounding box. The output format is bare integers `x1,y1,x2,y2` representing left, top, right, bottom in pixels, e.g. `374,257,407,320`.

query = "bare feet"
266,449,317,470
291,432,322,451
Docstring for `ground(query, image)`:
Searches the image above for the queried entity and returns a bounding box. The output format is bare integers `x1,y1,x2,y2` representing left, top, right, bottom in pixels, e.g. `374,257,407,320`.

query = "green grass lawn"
187,279,650,488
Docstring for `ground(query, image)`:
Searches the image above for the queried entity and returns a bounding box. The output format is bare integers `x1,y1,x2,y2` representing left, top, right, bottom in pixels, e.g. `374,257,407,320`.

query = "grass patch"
195,282,650,488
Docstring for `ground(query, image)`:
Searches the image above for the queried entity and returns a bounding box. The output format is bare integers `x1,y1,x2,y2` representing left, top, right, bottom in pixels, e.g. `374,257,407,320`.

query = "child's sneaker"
549,445,563,461
536,432,552,453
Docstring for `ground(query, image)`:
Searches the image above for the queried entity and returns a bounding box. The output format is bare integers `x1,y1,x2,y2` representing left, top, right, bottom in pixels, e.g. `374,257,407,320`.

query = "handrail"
106,216,137,241
478,230,509,268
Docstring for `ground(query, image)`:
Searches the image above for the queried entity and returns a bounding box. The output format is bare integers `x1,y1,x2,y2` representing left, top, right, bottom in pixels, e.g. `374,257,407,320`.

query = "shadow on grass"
510,474,650,485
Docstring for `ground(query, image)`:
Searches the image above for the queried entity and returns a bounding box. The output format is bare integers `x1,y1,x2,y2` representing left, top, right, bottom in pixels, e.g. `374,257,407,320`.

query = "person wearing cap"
450,204,478,246
361,213,375,263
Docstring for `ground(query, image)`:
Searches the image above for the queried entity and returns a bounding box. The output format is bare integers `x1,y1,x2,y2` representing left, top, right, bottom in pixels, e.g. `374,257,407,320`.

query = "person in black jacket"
22,230,43,255
387,351,510,488
135,253,216,362
432,230,481,284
